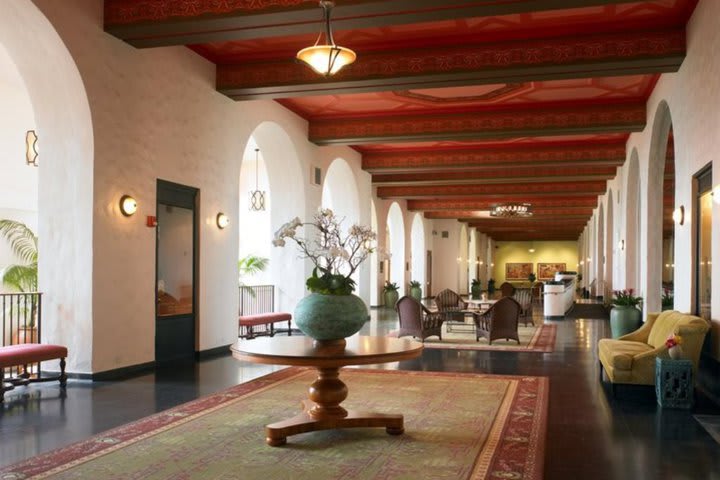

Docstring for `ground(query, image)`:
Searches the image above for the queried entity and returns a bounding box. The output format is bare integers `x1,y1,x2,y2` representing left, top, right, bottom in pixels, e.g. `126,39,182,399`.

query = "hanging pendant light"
296,1,356,76
249,148,266,211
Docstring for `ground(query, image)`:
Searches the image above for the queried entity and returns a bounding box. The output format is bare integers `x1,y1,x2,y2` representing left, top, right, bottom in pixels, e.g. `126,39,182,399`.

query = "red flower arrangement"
665,333,683,349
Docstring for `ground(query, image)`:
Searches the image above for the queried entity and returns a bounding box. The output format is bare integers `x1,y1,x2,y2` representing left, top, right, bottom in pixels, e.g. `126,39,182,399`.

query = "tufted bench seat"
1,343,68,402
239,312,292,339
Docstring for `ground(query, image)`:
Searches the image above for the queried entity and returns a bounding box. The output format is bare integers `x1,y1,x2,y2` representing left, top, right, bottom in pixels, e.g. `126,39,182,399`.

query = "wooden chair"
395,296,444,342
473,297,521,344
434,289,468,323
500,282,516,297
513,288,533,326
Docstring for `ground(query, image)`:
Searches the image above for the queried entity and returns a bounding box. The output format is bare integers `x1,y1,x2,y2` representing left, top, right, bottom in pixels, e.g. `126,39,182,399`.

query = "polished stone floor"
2,307,720,479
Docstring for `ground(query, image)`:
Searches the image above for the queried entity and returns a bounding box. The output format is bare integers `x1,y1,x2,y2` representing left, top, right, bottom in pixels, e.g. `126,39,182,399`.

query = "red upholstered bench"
0,343,68,402
238,313,292,339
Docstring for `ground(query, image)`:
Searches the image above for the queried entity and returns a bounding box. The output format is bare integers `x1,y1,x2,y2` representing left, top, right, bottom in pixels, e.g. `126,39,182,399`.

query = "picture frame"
505,262,533,280
537,263,567,280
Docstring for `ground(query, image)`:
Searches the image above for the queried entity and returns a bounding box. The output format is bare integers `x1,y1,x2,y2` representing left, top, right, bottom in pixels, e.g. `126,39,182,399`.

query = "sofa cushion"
599,339,653,371
647,310,691,348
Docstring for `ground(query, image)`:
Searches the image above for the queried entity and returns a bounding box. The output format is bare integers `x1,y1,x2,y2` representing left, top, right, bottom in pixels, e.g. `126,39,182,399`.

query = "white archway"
246,121,307,313
604,190,614,300
387,202,406,297
459,224,469,294
0,1,94,372
370,199,379,305
624,150,641,291
410,213,426,297
596,203,604,299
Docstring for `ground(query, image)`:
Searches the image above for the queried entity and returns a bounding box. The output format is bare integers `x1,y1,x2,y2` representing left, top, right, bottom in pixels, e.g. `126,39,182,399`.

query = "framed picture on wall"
505,262,533,280
537,263,566,280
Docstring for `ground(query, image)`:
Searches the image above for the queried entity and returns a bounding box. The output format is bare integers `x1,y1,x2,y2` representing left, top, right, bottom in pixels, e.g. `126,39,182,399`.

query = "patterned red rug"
391,323,557,352
0,368,548,480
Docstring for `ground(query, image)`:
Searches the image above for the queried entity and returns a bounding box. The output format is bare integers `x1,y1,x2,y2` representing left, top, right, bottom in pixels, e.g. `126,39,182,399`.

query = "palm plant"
0,220,38,292
238,254,269,283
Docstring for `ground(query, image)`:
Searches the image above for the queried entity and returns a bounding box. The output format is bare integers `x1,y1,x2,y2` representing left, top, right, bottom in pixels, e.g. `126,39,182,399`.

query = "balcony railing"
2,292,43,379
239,285,274,316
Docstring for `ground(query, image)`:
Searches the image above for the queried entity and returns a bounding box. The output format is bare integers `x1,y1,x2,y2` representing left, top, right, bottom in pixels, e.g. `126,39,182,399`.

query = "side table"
655,357,694,409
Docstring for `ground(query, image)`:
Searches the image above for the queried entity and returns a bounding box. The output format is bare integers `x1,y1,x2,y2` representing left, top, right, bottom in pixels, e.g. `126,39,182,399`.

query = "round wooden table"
230,335,423,446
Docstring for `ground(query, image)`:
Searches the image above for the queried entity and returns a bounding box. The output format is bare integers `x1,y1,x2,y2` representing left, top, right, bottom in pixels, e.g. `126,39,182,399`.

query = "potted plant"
470,278,482,300
408,280,422,301
487,278,496,295
661,289,674,311
528,272,536,283
0,220,39,343
610,289,643,338
383,281,400,308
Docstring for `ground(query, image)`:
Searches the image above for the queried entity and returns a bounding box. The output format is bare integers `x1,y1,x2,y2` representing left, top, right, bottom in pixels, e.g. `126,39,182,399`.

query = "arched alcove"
624,149,641,291
459,224,469,293
596,203,604,299
386,202,405,297
410,213,426,297
246,121,306,313
238,137,272,285
646,100,675,313
0,1,94,371
370,199,379,305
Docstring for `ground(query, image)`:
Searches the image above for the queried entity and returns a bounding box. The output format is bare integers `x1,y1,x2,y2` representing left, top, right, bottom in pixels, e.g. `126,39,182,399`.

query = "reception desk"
543,274,576,319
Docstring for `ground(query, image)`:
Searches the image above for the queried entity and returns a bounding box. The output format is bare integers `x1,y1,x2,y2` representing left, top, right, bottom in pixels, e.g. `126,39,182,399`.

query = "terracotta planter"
294,293,369,342
610,305,641,338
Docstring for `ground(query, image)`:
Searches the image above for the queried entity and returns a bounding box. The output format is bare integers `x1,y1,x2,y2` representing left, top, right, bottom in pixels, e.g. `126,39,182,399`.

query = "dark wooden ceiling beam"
408,196,600,210
372,166,617,185
377,180,608,199
424,208,594,219
363,142,626,173
310,102,645,146
488,234,580,241
105,0,646,48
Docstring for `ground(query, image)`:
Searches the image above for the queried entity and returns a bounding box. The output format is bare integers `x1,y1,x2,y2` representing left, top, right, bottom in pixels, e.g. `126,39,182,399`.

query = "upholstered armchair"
500,282,516,297
512,288,533,326
395,295,444,342
434,289,468,323
598,310,710,392
473,297,522,344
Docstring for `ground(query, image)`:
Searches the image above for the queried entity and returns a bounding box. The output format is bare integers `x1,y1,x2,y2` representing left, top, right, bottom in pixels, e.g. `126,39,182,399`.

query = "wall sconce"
490,263,495,267
618,239,625,251
528,248,536,253
579,260,585,266
216,213,229,229
456,256,462,263
586,257,592,263
25,130,38,167
672,205,685,225
119,195,137,216
479,261,484,265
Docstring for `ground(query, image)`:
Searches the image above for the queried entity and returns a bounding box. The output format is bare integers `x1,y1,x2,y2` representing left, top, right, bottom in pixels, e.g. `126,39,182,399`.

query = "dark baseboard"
63,360,157,381
196,344,232,360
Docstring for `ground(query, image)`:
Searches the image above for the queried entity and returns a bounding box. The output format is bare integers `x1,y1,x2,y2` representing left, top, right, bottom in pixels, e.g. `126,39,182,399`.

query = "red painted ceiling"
104,0,697,241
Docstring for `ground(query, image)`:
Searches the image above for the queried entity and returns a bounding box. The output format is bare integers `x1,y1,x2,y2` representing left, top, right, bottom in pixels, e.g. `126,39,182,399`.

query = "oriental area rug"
391,323,557,353
0,368,548,480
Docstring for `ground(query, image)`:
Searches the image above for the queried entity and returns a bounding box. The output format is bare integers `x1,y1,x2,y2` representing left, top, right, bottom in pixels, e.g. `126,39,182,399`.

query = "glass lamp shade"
296,44,356,76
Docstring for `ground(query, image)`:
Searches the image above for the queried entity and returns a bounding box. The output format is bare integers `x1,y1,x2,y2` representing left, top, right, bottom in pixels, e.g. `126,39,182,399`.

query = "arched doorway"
459,224,469,294
0,1,94,371
624,150,641,291
604,190,614,300
410,213,426,298
596,204,604,299
386,202,405,297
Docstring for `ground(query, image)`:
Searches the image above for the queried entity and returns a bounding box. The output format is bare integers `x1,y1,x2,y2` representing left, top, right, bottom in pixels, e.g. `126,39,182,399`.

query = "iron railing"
239,285,275,316
1,292,43,379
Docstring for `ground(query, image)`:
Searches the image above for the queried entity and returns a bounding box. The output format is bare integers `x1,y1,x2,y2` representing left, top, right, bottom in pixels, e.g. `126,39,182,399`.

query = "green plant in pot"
487,278,496,295
661,289,674,311
610,289,643,338
408,280,422,301
528,272,536,283
273,209,374,345
470,278,482,300
0,220,39,342
384,281,400,307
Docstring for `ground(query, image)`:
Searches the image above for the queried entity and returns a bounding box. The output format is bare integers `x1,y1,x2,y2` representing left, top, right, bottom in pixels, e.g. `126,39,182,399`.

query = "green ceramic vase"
384,290,399,308
610,305,641,338
294,293,369,341
410,287,422,301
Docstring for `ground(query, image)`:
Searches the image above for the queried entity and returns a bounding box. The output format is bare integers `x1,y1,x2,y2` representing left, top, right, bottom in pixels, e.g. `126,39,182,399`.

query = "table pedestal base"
265,366,404,446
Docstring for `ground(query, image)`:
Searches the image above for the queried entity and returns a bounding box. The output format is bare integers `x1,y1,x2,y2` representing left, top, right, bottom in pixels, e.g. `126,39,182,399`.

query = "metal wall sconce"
119,195,137,216
618,239,625,251
25,130,38,167
216,213,229,229
672,205,685,225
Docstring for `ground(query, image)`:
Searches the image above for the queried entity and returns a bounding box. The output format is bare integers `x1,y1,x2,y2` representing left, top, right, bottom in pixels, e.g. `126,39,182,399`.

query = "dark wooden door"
155,180,198,364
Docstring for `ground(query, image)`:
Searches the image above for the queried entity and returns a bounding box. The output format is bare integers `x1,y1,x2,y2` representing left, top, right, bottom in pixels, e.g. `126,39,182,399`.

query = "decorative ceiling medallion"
393,83,528,104
490,203,533,218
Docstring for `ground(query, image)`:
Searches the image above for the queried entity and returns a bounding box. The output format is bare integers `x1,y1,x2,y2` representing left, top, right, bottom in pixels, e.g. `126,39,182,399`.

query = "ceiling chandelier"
490,203,533,217
249,148,266,211
296,1,356,76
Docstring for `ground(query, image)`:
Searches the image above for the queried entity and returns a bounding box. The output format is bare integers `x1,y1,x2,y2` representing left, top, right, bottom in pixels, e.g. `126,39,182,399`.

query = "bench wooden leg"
60,358,67,388
270,322,275,337
287,320,292,336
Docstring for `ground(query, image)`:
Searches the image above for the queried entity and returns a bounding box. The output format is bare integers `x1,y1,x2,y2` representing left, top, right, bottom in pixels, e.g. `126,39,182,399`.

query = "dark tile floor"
2,307,720,479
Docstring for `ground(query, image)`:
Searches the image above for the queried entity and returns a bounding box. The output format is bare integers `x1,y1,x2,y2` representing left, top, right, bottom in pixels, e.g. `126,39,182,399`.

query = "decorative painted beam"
309,102,645,146
408,197,600,210
377,181,608,199
218,30,684,99
105,0,644,47
371,165,617,185
487,234,580,241
424,210,593,219
363,142,626,173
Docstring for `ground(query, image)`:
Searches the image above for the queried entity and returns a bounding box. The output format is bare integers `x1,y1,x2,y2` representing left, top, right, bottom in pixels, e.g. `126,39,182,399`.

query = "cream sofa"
598,310,709,391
